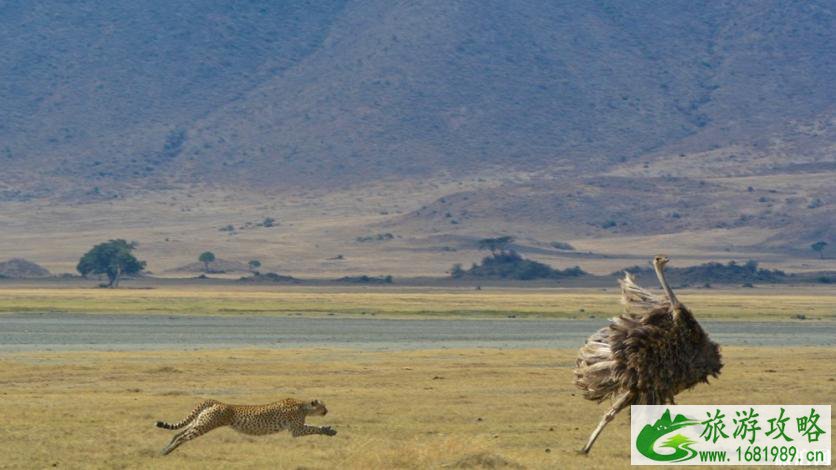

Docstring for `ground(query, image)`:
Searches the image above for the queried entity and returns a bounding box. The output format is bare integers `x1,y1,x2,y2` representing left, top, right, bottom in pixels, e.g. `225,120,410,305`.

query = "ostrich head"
652,255,670,270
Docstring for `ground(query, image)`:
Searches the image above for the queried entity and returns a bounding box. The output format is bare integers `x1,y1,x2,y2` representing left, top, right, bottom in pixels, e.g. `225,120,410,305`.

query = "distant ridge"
0,258,51,278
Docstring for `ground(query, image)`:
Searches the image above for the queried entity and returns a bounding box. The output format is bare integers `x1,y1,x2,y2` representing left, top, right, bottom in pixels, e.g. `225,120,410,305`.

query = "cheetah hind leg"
160,427,191,455
161,421,218,455
161,426,206,455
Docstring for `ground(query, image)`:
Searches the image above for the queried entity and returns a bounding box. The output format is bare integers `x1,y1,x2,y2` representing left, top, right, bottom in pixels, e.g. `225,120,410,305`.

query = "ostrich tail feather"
574,327,620,402
619,271,670,315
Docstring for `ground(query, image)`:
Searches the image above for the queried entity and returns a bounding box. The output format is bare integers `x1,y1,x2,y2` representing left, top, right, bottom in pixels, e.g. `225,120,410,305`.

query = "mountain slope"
0,1,832,272
0,0,349,195
1,0,832,191
174,0,834,187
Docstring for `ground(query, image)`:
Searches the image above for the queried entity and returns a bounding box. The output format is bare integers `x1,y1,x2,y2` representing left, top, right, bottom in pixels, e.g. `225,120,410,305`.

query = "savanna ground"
1,286,834,469
0,347,834,469
1,179,833,279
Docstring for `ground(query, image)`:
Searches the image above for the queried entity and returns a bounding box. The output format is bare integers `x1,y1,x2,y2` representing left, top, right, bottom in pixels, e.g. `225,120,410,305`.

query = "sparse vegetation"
356,233,395,243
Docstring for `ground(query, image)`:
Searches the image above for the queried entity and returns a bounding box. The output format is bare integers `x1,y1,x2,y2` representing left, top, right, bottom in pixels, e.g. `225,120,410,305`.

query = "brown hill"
0,258,51,278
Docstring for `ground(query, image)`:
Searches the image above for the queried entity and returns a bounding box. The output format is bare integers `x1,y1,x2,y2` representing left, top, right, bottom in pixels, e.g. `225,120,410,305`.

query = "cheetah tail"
155,399,217,430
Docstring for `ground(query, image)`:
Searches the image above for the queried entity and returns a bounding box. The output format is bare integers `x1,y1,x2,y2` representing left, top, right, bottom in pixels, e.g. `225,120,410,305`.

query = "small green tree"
199,251,216,272
248,259,261,274
77,239,145,288
811,241,828,259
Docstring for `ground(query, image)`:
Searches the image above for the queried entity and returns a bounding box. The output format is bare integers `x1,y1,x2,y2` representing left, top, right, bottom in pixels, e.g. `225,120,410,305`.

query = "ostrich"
574,255,722,454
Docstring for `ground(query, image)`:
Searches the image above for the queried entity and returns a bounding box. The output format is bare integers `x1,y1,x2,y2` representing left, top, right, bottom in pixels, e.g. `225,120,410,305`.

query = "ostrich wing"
619,272,670,316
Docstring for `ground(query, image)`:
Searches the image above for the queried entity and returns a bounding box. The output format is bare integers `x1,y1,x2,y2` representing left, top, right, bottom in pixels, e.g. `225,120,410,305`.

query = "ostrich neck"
654,263,679,308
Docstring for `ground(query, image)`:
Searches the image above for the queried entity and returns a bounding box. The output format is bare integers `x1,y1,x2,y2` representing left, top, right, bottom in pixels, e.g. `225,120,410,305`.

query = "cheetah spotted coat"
155,398,336,455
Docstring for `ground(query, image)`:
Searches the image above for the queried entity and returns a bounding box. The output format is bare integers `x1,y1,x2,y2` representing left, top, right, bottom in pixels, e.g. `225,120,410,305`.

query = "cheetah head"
303,399,328,416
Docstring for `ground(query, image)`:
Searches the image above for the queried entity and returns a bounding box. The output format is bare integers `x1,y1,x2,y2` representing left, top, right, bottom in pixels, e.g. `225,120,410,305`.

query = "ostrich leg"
580,390,635,454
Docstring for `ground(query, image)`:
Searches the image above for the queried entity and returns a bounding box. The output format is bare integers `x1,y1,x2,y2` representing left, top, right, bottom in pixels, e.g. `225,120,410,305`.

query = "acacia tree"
248,259,261,274
811,241,828,259
198,251,216,272
77,239,145,288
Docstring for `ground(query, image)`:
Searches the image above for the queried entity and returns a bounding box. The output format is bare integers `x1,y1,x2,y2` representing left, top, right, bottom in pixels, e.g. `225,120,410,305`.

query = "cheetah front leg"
290,423,337,437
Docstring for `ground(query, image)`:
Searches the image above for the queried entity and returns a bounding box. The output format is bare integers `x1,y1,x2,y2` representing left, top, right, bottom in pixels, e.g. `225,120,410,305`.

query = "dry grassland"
1,286,834,320
1,347,834,469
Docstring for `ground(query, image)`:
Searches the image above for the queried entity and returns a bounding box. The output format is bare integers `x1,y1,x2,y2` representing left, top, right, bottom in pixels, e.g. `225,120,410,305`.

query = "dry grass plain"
1,285,835,320
1,287,834,468
0,347,834,469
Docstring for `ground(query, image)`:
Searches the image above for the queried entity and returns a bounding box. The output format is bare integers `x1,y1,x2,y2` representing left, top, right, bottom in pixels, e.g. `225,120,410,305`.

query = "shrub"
452,250,585,280
613,260,787,285
550,241,575,251
338,275,393,284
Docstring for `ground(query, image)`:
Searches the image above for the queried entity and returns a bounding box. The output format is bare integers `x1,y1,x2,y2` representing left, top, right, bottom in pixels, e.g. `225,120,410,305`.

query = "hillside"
0,258,51,278
0,1,832,275
2,1,833,189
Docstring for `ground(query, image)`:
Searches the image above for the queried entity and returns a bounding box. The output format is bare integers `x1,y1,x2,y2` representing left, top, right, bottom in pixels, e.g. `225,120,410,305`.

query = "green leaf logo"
636,409,700,462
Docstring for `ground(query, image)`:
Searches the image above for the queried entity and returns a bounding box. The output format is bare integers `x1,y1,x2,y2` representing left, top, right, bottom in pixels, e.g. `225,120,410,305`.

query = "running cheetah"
155,398,337,455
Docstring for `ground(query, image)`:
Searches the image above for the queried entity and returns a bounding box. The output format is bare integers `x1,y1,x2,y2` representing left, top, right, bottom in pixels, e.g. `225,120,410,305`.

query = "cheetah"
155,398,337,455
